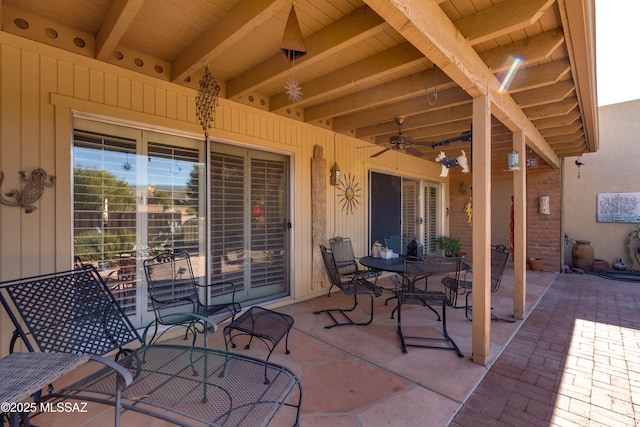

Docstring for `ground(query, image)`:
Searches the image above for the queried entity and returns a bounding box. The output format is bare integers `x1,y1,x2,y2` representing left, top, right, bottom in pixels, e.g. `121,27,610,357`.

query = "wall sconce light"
330,163,341,186
539,195,550,214
505,151,520,171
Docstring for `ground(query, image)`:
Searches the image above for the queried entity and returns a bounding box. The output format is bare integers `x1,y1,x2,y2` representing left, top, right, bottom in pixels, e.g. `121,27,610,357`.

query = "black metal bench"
0,266,301,426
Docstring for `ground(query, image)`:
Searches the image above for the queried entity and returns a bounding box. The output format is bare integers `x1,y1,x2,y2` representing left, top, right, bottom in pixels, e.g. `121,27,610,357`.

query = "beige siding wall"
564,100,640,269
0,33,447,354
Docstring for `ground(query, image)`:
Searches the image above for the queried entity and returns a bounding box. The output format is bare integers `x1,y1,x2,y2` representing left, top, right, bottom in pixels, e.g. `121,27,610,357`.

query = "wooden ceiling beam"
332,87,470,131
499,59,571,94
171,0,285,83
364,0,560,168
533,110,580,129
226,5,387,98
374,119,473,145
554,146,587,156
304,70,454,123
96,0,145,61
557,0,598,152
456,0,555,45
523,97,578,120
511,80,575,108
356,103,472,138
539,122,583,138
547,131,584,144
479,29,564,73
270,42,426,112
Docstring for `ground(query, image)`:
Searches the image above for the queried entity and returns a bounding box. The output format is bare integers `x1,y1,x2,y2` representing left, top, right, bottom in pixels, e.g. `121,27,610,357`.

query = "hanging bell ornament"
195,65,221,140
280,5,307,62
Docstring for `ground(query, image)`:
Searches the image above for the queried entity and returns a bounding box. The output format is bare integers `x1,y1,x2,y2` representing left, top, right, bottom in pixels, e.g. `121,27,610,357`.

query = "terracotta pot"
528,257,543,271
572,240,594,271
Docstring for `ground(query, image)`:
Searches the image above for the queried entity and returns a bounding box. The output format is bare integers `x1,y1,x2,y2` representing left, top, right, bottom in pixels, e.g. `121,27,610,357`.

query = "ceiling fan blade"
370,147,391,158
405,146,424,157
411,129,473,149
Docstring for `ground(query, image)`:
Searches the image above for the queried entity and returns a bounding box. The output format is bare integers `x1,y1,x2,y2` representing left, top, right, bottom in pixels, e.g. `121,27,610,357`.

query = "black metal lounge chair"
0,265,301,427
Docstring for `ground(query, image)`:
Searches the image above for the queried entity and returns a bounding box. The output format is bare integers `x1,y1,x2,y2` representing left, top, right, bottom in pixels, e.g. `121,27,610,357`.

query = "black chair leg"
397,297,463,357
465,292,515,323
314,294,374,329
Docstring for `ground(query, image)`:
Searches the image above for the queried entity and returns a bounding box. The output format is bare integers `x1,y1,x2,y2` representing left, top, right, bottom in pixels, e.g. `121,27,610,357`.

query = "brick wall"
525,165,562,271
445,164,561,271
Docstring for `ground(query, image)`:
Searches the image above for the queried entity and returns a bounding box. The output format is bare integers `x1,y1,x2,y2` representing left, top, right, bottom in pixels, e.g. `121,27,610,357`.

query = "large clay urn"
572,240,594,271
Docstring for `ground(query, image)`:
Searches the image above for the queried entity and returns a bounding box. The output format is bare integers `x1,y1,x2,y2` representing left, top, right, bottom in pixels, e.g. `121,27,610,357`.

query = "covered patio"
23,269,640,426
0,0,598,369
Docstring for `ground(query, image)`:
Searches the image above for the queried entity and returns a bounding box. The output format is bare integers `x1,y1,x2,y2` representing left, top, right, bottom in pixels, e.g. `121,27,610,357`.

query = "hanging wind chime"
281,3,306,102
195,64,221,142
575,158,584,178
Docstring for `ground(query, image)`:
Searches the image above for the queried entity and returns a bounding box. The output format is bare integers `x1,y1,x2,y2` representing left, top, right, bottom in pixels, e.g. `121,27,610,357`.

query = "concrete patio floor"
27,268,640,426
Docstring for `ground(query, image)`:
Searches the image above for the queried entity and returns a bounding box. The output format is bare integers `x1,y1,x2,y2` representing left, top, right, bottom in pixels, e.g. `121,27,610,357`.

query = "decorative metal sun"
337,173,361,215
284,78,303,102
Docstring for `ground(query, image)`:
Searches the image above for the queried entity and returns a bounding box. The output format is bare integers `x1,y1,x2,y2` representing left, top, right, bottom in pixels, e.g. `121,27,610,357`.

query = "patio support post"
512,131,527,319
471,94,492,366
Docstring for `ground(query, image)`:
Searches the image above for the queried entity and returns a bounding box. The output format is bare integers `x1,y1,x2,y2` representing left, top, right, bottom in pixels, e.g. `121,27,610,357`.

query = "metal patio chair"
314,244,381,329
393,268,463,357
143,252,242,345
328,236,380,296
441,245,514,322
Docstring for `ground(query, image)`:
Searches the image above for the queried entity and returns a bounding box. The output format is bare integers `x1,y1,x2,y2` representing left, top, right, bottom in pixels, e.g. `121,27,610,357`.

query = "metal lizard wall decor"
0,168,56,213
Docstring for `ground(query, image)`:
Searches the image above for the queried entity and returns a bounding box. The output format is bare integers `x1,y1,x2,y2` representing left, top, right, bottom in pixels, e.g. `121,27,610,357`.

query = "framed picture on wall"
597,192,640,223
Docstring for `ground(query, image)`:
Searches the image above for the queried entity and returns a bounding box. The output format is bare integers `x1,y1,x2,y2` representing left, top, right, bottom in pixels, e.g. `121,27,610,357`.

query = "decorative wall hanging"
337,173,361,215
434,150,470,177
195,64,221,141
538,195,550,214
464,197,473,224
0,168,56,213
597,192,640,223
281,3,306,102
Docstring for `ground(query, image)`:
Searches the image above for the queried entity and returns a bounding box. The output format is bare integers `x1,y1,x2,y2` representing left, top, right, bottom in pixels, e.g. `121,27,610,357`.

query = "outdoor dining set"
316,236,513,356
0,236,510,426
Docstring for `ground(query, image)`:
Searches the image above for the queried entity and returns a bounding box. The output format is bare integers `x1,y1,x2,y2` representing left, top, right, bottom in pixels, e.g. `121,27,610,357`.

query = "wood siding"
0,32,447,355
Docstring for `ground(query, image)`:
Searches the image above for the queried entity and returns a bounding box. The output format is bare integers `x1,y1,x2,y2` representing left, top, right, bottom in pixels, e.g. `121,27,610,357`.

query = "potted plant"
435,236,462,257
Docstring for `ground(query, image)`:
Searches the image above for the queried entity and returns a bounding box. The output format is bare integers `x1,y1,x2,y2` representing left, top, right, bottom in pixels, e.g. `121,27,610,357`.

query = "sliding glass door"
370,171,441,254
73,118,290,327
210,143,290,301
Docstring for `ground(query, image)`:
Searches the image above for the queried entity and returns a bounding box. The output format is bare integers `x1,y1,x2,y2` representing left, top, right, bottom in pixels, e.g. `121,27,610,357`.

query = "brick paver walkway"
451,273,640,426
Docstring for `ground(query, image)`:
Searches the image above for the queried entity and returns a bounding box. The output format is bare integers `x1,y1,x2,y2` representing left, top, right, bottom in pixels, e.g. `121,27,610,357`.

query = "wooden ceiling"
1,0,597,169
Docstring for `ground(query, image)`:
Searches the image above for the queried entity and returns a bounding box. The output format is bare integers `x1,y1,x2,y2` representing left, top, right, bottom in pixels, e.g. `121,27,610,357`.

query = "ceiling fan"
370,116,472,158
